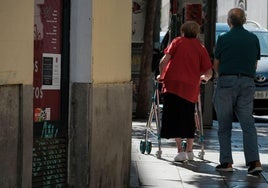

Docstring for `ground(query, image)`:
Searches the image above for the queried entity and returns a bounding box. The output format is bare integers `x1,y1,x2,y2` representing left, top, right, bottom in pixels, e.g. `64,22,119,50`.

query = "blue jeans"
213,75,260,165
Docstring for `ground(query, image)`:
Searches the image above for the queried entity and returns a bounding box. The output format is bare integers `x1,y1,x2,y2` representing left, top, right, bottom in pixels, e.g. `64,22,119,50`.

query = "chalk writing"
32,137,67,187
41,121,58,138
32,121,66,187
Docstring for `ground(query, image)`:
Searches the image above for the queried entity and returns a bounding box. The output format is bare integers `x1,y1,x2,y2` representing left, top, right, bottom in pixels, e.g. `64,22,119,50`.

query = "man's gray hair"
228,8,246,26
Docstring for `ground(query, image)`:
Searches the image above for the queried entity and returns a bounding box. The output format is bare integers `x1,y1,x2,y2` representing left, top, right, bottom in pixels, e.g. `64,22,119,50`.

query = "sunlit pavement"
130,119,268,188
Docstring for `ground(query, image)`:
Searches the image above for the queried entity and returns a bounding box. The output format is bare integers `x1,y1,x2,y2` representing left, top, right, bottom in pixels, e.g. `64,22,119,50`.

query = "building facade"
217,0,268,29
0,0,132,187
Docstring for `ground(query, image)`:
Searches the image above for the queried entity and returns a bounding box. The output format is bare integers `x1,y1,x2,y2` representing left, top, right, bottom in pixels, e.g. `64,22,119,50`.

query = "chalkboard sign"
32,121,67,187
32,138,67,187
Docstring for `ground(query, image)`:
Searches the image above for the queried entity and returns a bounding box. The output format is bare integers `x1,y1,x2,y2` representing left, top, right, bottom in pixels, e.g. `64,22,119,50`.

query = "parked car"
216,21,268,115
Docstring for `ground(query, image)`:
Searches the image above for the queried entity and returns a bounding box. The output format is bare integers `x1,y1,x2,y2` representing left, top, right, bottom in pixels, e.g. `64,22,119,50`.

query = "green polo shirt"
215,26,260,77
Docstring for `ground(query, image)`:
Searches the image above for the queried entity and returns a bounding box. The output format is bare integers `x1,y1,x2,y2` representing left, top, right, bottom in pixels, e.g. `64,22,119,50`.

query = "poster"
34,108,51,122
34,0,62,121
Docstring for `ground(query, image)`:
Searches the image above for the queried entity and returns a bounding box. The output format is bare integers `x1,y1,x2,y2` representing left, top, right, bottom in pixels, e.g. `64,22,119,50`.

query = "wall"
0,1,33,187
69,0,132,187
0,1,33,85
89,84,132,187
92,0,131,83
217,0,268,29
0,0,132,187
70,0,92,83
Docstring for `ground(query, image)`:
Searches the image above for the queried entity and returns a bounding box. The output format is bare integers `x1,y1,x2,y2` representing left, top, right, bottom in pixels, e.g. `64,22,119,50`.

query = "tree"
135,0,159,118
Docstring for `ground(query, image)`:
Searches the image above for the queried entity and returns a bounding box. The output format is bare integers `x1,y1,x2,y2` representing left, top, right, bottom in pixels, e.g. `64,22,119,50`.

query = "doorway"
32,0,70,187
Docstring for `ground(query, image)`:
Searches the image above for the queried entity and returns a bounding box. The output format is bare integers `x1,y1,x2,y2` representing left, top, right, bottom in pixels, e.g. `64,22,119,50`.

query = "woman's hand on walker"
156,75,164,82
200,75,208,84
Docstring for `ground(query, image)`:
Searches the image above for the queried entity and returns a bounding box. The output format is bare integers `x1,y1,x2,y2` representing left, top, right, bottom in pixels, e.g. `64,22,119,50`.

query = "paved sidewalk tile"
130,120,268,188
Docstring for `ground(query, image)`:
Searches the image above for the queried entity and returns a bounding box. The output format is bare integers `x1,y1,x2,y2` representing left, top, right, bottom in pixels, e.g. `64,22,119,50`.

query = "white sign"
42,53,61,90
132,0,146,42
254,91,268,99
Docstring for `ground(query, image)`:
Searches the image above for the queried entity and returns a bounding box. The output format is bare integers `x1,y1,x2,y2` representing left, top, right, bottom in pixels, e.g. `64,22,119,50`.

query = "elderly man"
213,8,262,174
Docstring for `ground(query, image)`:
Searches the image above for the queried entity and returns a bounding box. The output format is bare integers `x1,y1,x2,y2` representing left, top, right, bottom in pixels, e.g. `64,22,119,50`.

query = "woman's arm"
158,54,171,80
200,68,213,83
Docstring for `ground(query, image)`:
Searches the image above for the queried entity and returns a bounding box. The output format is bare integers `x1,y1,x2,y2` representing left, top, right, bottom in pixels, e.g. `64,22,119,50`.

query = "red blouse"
162,37,212,103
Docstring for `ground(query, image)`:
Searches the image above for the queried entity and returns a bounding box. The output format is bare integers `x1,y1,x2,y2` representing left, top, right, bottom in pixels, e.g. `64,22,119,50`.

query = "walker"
139,80,162,158
139,80,205,160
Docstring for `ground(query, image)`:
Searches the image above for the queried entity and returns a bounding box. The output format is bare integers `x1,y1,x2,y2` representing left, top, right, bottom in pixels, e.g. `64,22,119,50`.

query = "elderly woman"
158,21,212,162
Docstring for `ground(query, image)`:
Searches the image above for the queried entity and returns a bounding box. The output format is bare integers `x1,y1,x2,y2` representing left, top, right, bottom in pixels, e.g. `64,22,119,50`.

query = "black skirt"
161,92,196,139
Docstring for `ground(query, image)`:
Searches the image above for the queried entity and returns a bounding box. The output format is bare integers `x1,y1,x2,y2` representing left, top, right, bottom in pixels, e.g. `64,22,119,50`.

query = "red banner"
185,4,202,25
34,0,62,122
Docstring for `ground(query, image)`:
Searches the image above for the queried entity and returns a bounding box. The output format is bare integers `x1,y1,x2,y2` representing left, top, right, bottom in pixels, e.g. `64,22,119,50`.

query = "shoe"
174,152,187,162
215,163,233,172
187,152,194,161
248,161,262,175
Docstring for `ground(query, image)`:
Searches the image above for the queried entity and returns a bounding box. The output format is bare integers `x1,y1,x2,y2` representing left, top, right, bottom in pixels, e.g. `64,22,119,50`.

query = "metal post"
202,0,217,127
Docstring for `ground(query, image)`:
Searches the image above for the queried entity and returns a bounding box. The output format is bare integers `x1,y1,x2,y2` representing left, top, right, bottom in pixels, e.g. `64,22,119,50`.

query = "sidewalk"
130,120,268,188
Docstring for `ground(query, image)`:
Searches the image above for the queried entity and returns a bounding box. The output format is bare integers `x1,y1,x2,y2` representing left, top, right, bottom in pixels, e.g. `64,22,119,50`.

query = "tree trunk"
135,0,158,118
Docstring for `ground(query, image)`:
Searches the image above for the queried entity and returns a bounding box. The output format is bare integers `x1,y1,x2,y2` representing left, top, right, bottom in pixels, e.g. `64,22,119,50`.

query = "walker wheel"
181,140,187,152
198,151,205,160
146,141,152,154
156,150,162,159
140,140,146,154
